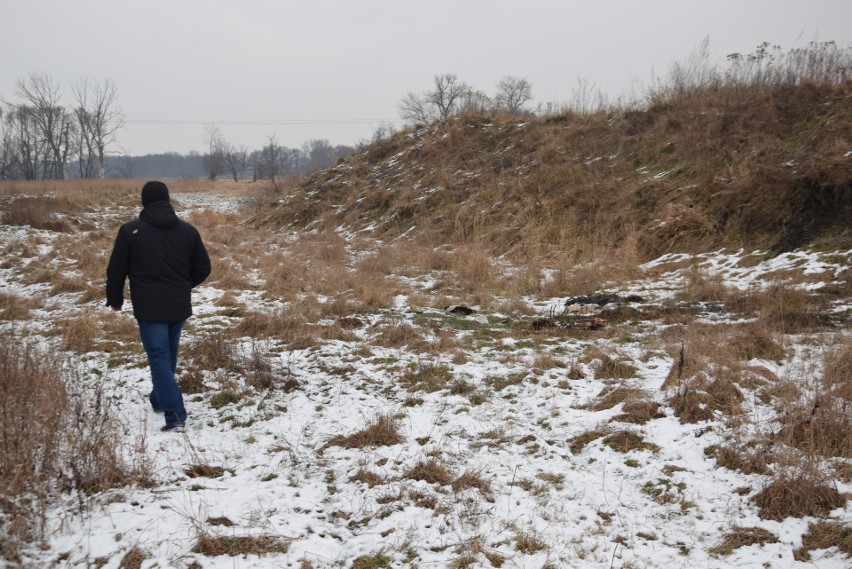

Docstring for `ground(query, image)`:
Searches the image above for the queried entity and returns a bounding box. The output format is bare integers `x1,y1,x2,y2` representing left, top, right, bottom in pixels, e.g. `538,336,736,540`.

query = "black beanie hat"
141,180,170,206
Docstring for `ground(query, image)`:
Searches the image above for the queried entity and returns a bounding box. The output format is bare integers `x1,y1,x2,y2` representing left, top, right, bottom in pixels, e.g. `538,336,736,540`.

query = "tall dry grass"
0,328,146,561
253,42,850,268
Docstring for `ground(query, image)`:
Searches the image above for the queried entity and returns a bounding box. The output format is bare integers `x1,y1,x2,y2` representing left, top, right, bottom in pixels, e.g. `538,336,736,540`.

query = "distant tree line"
101,137,356,181
199,126,355,182
0,71,533,181
0,73,356,181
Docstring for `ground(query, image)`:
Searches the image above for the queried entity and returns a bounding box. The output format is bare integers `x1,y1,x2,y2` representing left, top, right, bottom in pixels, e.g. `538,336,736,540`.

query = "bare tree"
495,76,532,114
117,150,134,179
399,73,470,124
13,74,73,179
72,77,124,178
260,135,281,182
4,105,45,180
0,108,16,180
399,91,432,124
303,139,336,173
202,124,225,181
221,141,250,182
430,73,469,120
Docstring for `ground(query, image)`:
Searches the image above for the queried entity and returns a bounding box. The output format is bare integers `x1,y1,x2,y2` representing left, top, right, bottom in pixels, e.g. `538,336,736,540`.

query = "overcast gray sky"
2,0,850,156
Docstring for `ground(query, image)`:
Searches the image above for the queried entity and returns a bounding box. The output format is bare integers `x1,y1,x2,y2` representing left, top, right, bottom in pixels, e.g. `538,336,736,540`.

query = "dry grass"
513,531,547,554
0,196,72,231
676,265,730,303
192,532,292,556
823,341,852,400
328,414,405,449
183,330,241,373
451,470,492,496
773,341,852,458
403,459,455,486
569,427,611,454
602,430,660,453
350,469,387,488
756,284,832,333
611,400,664,425
794,521,852,561
61,312,102,353
710,526,778,557
235,307,315,348
580,347,637,379
256,46,852,264
118,546,148,569
584,386,646,411
752,470,846,521
712,444,771,475
400,361,454,393
0,329,143,560
667,367,745,424
350,553,392,569
728,322,786,362
779,395,852,458
372,319,429,350
0,291,38,320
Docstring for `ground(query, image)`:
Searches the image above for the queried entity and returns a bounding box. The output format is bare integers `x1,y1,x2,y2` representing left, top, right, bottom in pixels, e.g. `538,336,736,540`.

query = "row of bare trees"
201,126,355,182
399,74,532,124
0,73,124,180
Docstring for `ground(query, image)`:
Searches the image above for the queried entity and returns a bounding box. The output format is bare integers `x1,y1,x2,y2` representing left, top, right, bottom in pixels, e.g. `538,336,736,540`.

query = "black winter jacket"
106,201,211,322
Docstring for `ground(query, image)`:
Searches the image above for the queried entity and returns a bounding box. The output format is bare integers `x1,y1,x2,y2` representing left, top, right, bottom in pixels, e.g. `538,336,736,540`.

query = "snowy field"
1,190,850,568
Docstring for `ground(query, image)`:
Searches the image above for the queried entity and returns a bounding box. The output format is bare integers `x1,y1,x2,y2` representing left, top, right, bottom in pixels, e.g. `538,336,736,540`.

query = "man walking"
106,181,211,432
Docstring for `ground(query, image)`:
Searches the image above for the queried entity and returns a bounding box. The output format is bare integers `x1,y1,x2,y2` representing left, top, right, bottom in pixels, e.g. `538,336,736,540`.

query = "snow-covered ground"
1,191,850,568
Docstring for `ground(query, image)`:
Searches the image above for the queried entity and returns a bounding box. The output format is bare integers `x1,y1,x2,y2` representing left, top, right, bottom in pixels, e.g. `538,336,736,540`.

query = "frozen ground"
1,192,850,568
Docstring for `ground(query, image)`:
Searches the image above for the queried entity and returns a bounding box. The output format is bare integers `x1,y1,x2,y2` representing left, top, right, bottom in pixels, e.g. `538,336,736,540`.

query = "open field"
0,181,850,568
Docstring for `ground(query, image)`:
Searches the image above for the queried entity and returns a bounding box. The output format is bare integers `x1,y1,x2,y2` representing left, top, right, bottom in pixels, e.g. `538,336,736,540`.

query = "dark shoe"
161,422,186,433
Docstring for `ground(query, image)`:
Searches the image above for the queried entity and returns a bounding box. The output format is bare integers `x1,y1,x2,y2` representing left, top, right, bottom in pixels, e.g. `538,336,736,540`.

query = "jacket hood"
139,200,180,229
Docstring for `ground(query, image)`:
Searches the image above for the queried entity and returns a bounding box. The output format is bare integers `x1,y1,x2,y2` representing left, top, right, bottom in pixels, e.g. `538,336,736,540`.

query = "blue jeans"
137,319,187,426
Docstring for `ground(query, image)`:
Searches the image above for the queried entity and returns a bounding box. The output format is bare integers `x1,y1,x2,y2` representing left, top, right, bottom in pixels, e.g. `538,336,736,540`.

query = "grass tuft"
794,521,852,561
752,471,846,521
328,414,405,449
192,532,292,556
710,526,778,556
